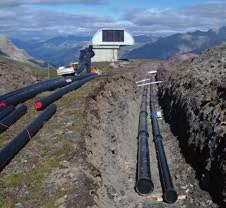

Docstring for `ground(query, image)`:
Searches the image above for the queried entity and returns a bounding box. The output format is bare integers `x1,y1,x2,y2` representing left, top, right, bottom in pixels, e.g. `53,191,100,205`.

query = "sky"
0,0,226,40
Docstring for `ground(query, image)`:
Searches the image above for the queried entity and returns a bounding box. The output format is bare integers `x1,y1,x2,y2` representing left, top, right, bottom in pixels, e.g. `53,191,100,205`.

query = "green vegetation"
0,78,101,207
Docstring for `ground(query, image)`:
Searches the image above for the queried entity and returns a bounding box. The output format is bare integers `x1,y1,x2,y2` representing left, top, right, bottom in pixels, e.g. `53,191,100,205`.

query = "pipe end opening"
136,178,154,195
164,189,178,203
34,101,43,110
0,102,6,107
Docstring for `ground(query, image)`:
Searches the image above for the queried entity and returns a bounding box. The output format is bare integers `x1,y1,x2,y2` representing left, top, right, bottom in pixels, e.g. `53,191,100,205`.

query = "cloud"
0,0,107,7
0,2,226,40
0,6,114,39
123,2,226,34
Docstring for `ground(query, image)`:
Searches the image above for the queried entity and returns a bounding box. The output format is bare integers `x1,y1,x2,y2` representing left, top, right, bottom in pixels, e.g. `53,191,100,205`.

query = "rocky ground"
0,44,225,208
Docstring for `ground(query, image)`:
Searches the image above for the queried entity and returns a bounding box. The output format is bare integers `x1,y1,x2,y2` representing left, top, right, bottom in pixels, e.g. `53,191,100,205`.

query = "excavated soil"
158,44,226,206
79,68,218,208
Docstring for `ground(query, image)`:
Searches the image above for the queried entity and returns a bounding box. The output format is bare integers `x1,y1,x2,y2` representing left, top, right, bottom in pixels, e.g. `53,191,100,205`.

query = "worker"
77,45,95,75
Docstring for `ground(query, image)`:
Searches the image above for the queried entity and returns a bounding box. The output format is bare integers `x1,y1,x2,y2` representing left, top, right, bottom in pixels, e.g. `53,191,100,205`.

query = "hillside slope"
0,35,33,63
159,43,226,205
0,55,54,95
11,36,90,66
0,35,46,66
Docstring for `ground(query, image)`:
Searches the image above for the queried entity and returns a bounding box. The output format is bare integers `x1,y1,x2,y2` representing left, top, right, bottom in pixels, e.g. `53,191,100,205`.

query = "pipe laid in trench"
0,104,57,172
0,105,27,134
135,86,154,195
0,106,15,121
0,75,83,107
34,73,99,110
149,76,178,203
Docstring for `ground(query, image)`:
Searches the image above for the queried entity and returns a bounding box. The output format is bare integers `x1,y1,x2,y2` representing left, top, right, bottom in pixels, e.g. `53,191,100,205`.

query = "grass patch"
0,159,57,207
0,76,107,207
39,182,72,208
50,141,75,159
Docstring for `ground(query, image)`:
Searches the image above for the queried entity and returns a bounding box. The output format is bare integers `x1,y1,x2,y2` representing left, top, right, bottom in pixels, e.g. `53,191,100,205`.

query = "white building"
91,29,135,62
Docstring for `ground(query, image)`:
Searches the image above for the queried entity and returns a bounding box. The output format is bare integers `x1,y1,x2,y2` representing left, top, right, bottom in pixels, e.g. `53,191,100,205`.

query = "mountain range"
11,35,156,66
0,35,45,67
124,27,226,59
0,36,48,95
11,35,91,67
5,26,226,66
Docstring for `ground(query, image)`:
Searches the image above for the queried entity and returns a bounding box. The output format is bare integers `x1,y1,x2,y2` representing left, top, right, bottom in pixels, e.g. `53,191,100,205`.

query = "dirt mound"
159,43,226,205
83,76,142,207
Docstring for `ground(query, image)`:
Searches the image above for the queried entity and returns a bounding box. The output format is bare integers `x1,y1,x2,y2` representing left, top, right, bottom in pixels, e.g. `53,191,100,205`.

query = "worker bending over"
77,45,95,75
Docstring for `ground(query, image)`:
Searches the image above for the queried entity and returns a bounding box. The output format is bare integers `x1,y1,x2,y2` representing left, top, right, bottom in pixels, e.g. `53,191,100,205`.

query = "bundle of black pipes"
149,76,178,203
0,77,63,102
0,105,15,120
0,105,27,134
0,76,80,107
34,73,99,110
0,104,57,172
135,86,154,195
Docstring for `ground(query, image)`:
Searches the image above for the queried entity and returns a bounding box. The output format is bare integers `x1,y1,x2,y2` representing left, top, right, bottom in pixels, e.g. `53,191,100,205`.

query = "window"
102,30,124,42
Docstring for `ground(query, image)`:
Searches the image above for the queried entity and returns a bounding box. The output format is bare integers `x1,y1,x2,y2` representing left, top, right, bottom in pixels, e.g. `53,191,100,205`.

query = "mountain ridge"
124,26,226,59
0,35,46,67
11,35,157,66
8,26,226,65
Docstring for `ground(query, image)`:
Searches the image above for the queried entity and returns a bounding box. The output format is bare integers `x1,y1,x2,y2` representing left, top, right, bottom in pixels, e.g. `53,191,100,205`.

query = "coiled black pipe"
0,76,78,107
149,76,178,203
0,105,27,134
0,104,57,172
135,86,154,195
34,73,99,110
0,106,15,120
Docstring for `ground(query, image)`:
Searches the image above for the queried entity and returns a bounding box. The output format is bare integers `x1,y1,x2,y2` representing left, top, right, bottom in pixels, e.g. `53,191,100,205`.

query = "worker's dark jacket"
77,47,95,74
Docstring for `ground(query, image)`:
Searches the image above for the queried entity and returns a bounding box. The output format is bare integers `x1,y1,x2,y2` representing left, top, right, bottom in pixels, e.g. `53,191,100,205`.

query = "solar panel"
102,30,124,42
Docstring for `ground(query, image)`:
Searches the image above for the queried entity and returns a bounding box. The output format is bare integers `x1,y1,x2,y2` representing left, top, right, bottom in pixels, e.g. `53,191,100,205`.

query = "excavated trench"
77,73,219,208
159,87,225,207
158,63,225,207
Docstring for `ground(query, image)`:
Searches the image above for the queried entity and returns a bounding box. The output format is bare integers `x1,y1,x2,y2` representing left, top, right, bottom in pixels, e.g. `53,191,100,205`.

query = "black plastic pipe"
0,106,6,112
0,78,56,100
0,76,79,107
0,106,15,120
0,105,27,134
149,76,178,203
136,86,154,195
0,77,62,102
34,73,99,110
0,104,57,171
